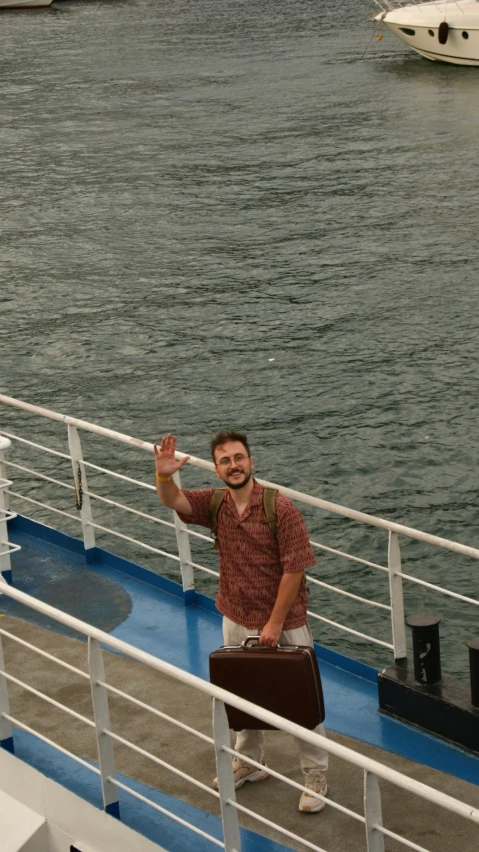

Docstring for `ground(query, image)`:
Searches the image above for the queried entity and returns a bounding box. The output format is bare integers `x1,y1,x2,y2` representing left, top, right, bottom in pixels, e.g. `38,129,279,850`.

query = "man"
154,430,328,813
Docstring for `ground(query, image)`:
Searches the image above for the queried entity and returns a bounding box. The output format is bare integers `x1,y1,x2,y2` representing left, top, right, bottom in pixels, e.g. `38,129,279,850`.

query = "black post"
467,637,479,708
405,612,442,685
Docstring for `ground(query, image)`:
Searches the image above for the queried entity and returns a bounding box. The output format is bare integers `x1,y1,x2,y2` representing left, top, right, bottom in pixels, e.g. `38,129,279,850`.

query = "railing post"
0,631,14,753
68,424,96,556
0,436,10,511
0,437,13,584
364,771,385,852
88,638,120,818
388,531,407,663
172,470,195,602
212,698,241,852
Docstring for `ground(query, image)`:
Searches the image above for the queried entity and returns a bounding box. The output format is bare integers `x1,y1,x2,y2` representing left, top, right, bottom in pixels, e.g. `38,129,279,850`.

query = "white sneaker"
213,757,269,790
298,773,328,813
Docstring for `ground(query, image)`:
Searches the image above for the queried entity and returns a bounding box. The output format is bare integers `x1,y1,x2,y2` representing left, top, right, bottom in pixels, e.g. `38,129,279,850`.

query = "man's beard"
225,470,253,490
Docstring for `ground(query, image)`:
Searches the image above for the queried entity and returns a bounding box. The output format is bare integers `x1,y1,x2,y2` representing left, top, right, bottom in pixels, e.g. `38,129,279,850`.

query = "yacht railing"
373,0,456,11
1,580,478,852
372,0,465,22
1,393,479,669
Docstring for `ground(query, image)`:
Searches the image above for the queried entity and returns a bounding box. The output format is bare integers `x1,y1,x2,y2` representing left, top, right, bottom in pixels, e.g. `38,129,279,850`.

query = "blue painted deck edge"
316,645,378,684
8,514,377,681
8,514,85,556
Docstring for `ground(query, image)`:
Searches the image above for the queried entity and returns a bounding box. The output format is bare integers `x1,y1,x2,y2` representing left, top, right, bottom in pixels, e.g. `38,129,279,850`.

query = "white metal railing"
1,393,479,668
0,455,18,579
1,581,478,852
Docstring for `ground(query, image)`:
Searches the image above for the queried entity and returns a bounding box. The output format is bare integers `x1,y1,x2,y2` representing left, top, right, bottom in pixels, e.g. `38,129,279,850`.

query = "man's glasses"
216,453,248,468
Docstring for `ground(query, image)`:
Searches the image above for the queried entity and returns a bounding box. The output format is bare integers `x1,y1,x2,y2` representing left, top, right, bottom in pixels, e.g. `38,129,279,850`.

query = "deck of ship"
1,517,479,852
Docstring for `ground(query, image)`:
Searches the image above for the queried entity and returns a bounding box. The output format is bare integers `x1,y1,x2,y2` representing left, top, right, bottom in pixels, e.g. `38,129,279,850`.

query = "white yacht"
373,0,479,65
0,0,52,7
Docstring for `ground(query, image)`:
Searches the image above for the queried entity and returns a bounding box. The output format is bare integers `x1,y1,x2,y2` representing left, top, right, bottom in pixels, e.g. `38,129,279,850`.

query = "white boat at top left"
0,0,53,8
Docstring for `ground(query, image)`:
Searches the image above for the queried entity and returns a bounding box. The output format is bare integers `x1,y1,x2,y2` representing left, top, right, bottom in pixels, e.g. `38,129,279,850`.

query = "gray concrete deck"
1,614,479,852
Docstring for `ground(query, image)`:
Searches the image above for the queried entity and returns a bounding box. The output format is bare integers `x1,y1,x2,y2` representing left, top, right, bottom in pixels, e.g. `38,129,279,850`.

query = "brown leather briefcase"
209,635,325,731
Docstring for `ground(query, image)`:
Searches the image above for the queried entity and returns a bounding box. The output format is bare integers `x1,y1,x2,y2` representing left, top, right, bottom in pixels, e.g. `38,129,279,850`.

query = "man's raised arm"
154,434,193,516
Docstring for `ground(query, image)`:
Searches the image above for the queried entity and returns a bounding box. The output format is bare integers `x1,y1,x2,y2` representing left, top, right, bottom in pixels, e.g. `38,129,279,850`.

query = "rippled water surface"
1,0,479,674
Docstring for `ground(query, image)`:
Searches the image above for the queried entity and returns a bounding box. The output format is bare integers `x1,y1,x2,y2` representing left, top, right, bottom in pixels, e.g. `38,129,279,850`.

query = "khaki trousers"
222,616,329,777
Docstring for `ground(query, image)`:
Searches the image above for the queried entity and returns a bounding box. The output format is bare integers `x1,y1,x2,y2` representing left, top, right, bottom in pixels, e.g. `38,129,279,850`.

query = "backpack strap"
262,487,278,539
209,486,278,549
209,488,227,549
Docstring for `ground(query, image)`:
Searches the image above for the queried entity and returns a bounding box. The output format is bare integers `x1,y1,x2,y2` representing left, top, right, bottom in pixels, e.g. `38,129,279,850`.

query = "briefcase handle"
241,635,298,650
242,635,263,648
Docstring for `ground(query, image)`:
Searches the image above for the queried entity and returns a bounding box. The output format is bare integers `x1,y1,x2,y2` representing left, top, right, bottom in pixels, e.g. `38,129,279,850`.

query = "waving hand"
154,434,190,479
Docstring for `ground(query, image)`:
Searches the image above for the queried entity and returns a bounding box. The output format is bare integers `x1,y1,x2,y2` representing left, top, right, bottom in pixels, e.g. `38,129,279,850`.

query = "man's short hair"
211,430,251,462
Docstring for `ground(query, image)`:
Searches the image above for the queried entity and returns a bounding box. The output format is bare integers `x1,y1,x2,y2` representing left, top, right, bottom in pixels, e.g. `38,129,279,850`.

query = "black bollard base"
378,661,479,754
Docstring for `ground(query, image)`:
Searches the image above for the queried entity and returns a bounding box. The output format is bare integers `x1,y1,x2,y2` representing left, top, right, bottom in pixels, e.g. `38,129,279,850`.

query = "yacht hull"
383,21,479,65
375,1,479,65
0,0,53,7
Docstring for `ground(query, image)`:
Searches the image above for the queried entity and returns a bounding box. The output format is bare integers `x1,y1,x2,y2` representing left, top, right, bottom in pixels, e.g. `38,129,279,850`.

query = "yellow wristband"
156,473,172,482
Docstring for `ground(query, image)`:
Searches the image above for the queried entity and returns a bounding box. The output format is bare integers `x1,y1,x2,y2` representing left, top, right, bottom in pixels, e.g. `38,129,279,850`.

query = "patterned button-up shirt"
176,479,315,630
